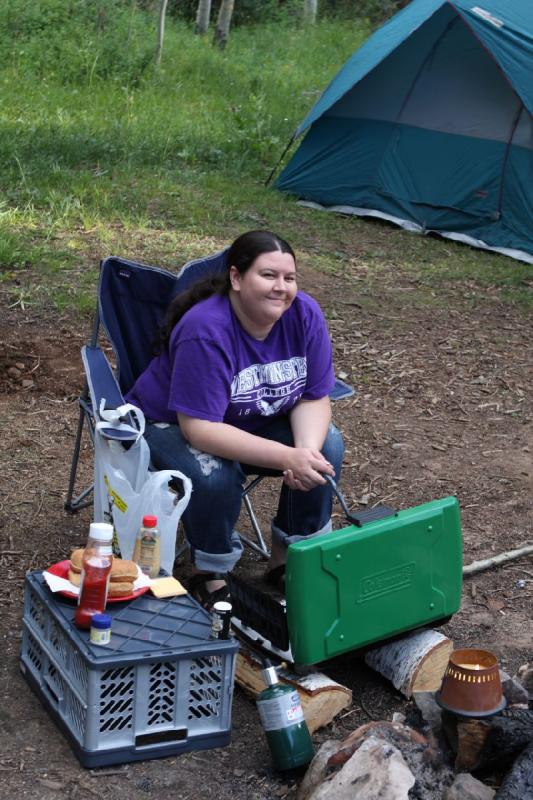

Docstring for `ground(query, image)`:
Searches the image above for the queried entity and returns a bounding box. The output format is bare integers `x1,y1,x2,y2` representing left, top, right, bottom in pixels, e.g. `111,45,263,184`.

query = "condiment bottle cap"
142,515,158,527
91,613,112,629
88,522,113,541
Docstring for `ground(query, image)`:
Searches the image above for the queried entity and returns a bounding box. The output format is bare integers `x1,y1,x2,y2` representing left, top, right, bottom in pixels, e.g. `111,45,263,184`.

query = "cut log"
364,630,453,698
235,647,352,733
442,709,533,773
441,712,491,771
495,742,533,799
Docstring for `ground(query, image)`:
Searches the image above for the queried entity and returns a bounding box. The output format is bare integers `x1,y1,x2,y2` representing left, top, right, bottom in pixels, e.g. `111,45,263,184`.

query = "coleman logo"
358,562,415,602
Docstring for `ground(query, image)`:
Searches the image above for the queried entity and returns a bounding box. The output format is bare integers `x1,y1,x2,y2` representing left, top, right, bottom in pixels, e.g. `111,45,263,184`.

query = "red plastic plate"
45,560,150,602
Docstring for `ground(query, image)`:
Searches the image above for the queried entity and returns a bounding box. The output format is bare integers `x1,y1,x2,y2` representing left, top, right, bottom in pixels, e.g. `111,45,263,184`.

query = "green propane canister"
256,665,315,771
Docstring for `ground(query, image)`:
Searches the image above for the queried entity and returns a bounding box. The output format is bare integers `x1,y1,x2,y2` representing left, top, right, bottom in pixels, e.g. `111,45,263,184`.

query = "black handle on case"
324,475,397,527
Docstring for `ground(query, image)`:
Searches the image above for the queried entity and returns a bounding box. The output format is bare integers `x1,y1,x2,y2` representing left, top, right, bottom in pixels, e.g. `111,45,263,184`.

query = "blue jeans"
144,416,344,573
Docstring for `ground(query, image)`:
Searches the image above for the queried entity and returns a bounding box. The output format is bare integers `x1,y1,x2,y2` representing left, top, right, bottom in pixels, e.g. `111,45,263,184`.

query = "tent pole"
367,17,458,196
265,133,297,187
496,103,524,217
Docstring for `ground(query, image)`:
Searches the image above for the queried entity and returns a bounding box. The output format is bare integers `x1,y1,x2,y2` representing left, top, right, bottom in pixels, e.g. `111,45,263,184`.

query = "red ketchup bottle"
74,522,114,630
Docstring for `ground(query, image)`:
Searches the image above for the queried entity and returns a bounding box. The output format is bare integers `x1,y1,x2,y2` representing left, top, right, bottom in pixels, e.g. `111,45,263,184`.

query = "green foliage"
0,14,366,181
169,1,407,27
0,1,530,315
170,1,303,27
322,0,408,24
0,0,155,83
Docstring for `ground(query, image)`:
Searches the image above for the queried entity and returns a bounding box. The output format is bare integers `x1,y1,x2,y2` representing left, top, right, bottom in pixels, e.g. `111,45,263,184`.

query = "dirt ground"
0,246,532,799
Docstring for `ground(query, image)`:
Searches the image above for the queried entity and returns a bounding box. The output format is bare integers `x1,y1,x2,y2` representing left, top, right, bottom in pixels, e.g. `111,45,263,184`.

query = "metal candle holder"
437,648,506,717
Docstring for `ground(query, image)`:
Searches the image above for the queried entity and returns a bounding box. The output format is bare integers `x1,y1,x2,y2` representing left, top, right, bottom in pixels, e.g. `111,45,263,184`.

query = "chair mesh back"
98,252,227,394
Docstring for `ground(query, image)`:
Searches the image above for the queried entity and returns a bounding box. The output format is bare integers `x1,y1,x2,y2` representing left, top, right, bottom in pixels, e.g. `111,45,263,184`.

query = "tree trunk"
303,0,318,24
195,0,212,35
213,0,235,50
155,0,169,67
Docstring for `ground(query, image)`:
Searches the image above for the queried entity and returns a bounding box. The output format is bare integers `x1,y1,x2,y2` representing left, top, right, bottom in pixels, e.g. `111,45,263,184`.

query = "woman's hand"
282,447,334,492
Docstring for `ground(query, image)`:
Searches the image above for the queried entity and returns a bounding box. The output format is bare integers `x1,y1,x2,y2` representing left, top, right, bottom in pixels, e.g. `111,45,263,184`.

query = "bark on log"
495,742,533,799
364,630,453,698
235,647,352,733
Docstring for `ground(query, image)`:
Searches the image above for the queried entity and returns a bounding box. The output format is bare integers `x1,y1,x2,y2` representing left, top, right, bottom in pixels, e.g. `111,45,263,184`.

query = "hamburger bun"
68,567,134,597
110,559,138,582
69,548,84,572
108,581,134,597
68,568,81,586
69,549,138,583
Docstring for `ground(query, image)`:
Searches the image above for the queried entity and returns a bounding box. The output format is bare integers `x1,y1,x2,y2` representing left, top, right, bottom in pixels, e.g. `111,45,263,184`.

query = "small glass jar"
90,612,112,646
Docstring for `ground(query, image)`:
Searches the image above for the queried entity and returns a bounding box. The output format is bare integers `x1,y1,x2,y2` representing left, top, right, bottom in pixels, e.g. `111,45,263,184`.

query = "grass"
0,5,531,314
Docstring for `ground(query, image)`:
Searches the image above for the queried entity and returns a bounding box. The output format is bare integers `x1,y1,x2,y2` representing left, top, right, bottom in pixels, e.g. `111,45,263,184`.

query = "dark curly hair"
158,230,295,351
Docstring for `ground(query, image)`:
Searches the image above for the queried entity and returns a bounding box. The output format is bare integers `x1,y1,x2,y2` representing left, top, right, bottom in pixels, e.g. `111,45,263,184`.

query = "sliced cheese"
150,577,188,598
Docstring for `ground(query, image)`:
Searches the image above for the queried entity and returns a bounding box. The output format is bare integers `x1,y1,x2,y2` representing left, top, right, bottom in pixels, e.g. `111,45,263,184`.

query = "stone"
413,691,443,731
297,740,339,800
444,773,495,800
302,735,415,800
392,712,407,724
516,663,533,696
500,670,530,707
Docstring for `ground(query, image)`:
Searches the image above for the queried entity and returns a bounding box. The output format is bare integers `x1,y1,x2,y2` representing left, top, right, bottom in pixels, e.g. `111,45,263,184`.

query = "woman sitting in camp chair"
126,230,344,609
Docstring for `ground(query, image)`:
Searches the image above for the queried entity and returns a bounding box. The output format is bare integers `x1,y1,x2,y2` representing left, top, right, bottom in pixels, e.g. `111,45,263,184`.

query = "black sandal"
264,564,286,592
188,572,230,611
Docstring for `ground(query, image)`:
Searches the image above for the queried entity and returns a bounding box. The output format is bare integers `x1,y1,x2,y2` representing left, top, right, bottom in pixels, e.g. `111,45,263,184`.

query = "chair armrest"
330,377,355,401
81,345,139,441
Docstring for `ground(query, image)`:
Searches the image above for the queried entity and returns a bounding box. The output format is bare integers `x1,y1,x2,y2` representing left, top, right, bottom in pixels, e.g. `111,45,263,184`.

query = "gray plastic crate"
20,571,238,767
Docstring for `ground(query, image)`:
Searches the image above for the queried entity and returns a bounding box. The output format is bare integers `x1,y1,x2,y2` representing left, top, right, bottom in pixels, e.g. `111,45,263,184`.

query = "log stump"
364,630,453,697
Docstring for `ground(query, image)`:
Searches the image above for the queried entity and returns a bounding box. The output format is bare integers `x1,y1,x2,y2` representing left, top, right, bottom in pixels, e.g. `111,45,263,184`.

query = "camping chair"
65,253,354,560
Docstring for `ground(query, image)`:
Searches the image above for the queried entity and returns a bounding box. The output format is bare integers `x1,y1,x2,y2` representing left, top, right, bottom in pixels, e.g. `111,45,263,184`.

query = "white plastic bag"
93,403,192,574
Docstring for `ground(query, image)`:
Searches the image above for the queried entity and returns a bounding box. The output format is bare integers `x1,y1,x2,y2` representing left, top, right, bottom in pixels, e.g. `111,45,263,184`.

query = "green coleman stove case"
285,495,462,664
229,495,462,666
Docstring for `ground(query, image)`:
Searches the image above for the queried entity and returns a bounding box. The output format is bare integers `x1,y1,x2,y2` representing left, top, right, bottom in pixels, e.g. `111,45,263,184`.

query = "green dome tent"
276,1,533,263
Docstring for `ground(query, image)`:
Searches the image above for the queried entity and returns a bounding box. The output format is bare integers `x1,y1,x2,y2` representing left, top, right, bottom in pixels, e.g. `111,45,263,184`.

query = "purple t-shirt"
126,291,335,432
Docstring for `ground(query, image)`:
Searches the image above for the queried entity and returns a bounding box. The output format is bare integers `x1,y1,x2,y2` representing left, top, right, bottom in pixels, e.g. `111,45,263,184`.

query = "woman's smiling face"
229,250,297,335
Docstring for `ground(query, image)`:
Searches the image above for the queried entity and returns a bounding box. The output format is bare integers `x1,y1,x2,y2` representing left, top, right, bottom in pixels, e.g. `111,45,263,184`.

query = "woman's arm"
289,396,332,450
283,396,334,491
178,412,334,490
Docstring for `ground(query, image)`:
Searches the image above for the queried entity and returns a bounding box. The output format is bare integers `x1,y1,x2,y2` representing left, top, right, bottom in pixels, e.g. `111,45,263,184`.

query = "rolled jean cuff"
192,531,244,573
271,518,333,549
